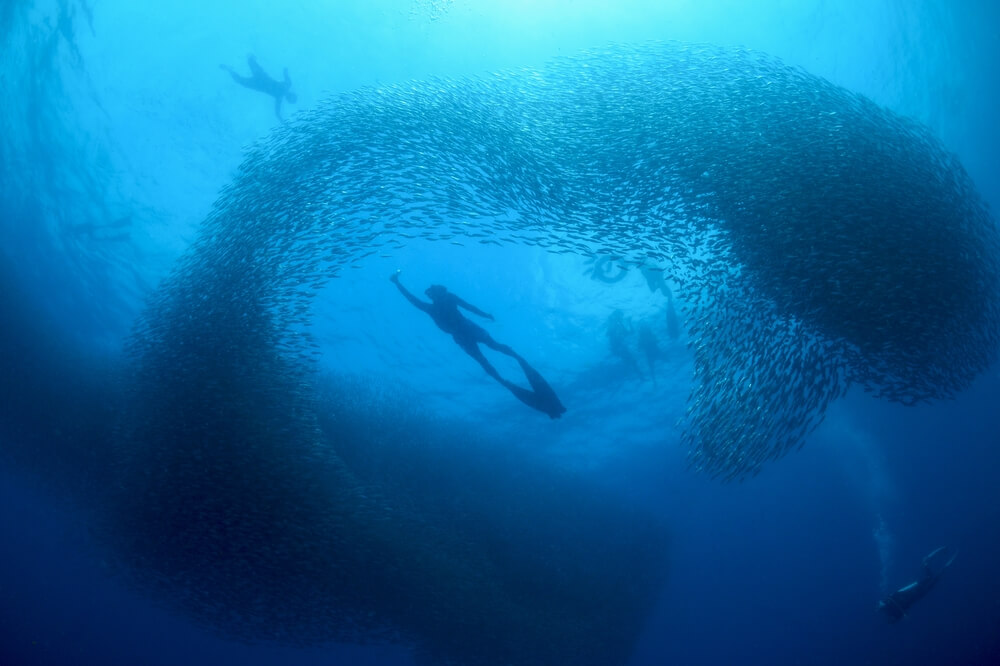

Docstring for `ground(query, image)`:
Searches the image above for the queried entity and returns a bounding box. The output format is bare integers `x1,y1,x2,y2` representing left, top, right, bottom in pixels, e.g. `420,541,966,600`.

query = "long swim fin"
502,359,566,419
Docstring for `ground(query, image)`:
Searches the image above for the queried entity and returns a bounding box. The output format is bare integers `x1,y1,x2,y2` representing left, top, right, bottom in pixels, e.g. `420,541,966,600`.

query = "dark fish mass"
114,41,1000,661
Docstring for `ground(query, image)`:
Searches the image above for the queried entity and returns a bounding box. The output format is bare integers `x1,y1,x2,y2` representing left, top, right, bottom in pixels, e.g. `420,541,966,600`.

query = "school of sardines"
116,42,999,661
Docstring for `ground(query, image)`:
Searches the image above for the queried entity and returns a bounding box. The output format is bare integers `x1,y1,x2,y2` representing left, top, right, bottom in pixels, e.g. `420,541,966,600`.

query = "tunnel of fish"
3,39,999,666
132,41,998,471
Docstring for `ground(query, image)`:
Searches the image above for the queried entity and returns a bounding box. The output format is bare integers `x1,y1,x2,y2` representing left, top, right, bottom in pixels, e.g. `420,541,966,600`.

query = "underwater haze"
2,1,999,664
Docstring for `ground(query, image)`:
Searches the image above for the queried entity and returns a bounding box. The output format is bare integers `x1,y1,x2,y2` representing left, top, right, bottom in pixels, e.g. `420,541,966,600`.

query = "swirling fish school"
118,41,999,662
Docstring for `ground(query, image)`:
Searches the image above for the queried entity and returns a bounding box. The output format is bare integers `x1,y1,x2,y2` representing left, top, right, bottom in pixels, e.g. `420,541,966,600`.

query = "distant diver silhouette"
878,546,956,622
220,54,297,121
606,309,643,379
638,323,660,384
390,270,566,418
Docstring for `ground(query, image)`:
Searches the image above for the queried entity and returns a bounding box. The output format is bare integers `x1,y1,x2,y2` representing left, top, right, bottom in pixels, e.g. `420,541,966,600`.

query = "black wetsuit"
425,289,515,383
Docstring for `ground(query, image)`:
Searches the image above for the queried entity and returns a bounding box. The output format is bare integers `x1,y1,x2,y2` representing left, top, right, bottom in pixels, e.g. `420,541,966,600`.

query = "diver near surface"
389,270,566,419
878,546,956,622
220,54,297,121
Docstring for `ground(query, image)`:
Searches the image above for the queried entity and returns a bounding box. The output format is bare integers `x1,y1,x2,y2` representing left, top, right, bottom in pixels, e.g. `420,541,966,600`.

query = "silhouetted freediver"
390,271,565,418
220,55,297,121
878,546,956,622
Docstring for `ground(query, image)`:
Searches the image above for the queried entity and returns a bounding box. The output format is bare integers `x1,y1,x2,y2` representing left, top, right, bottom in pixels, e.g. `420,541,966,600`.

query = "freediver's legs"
480,334,555,395
922,546,957,576
458,339,507,384
480,334,520,360
247,54,265,79
459,337,565,418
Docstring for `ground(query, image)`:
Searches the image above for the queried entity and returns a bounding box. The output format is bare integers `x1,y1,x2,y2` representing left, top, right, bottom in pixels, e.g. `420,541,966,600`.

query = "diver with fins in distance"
878,546,957,622
220,54,297,121
390,270,566,418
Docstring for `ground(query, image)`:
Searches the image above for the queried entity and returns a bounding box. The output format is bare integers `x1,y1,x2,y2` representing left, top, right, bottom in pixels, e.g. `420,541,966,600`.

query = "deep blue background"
2,1,998,664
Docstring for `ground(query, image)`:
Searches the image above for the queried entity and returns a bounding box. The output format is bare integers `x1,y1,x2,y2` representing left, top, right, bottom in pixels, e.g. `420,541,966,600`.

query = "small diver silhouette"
878,546,957,622
220,54,297,121
390,270,565,419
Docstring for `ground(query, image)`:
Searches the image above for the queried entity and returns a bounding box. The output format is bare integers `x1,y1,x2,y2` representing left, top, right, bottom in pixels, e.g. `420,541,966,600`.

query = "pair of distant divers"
390,271,566,419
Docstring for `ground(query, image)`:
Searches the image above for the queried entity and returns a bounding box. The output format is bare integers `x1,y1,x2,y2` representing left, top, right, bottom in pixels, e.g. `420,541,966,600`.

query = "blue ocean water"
2,1,999,665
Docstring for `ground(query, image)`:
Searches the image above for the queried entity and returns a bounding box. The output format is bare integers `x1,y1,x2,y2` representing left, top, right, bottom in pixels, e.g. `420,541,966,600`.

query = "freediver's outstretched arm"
454,296,494,321
390,270,432,314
